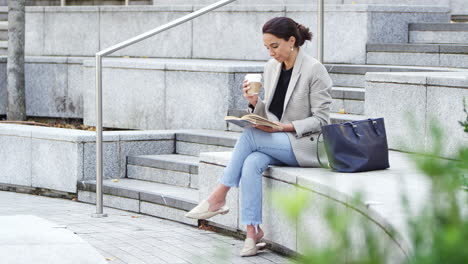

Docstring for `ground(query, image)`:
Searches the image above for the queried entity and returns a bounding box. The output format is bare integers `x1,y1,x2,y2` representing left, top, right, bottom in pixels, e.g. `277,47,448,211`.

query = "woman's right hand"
243,80,258,107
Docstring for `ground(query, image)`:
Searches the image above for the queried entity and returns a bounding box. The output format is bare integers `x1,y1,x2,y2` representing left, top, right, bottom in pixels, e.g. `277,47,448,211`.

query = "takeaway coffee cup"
245,74,262,95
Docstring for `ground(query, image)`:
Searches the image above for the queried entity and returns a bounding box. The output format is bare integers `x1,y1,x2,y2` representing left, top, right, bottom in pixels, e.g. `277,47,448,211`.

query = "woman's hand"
243,80,258,107
254,122,295,133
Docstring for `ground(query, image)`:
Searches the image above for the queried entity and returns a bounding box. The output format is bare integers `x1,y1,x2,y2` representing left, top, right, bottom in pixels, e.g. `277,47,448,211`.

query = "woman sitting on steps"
185,16,332,257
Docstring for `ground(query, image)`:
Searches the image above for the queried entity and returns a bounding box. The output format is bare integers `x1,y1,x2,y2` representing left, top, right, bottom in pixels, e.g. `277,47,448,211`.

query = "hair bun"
297,24,313,43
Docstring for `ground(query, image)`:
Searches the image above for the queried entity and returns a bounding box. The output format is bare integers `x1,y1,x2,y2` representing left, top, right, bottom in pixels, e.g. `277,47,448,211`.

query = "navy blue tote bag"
318,118,390,173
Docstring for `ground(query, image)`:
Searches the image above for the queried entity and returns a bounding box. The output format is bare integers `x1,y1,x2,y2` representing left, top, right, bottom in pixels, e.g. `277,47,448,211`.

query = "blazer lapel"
282,48,304,115
265,62,282,111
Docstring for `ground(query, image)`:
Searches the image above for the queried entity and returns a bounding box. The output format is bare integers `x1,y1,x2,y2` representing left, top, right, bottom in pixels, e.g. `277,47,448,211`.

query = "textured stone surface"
165,71,230,130
126,164,191,188
83,142,120,180
83,67,166,130
297,191,348,253
99,8,192,58
175,141,234,156
367,52,439,67
365,81,427,152
367,10,449,44
192,8,281,61
140,201,198,226
426,85,468,156
365,71,468,157
78,191,140,213
329,73,365,88
198,162,239,229
66,62,84,118
0,215,107,264
261,177,297,252
127,154,199,173
0,62,6,115
25,62,69,117
440,54,468,68
331,99,364,115
119,140,174,178
43,8,99,56
0,135,32,186
25,8,44,56
411,31,468,44
31,138,83,193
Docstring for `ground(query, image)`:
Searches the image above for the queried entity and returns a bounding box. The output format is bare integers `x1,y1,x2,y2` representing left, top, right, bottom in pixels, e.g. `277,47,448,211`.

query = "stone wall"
0,56,85,118
82,58,263,130
24,5,449,64
0,124,174,193
365,71,468,158
197,151,420,261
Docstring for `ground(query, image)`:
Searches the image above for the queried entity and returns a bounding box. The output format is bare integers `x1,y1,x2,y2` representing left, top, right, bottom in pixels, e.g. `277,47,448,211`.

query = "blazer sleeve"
291,63,332,138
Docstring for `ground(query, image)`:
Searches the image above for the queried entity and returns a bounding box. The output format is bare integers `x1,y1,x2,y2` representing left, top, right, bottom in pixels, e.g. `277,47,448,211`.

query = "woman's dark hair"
262,17,312,47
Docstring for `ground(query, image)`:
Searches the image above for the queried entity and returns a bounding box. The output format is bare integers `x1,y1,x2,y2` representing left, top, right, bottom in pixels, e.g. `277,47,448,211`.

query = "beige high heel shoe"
240,238,257,257
185,200,229,220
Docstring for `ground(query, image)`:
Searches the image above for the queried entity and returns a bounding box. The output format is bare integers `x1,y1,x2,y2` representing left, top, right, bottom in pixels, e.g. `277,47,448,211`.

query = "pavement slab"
0,191,292,264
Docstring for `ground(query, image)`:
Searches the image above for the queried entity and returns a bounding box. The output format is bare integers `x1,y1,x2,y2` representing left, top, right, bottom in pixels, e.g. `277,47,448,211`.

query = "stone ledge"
410,23,468,31
128,154,199,174
82,57,264,73
175,129,239,146
198,150,429,256
366,71,468,87
78,179,198,211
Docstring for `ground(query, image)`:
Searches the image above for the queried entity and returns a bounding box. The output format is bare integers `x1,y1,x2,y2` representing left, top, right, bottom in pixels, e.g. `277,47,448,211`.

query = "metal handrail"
317,0,324,63
60,0,130,7
93,0,237,217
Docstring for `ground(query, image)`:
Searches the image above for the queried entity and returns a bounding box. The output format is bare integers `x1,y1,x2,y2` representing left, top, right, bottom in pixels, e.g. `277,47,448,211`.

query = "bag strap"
316,132,330,169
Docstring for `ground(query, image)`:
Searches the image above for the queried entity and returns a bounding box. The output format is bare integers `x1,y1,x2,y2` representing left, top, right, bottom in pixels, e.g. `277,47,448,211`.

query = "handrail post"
93,0,236,218
61,0,66,7
125,0,129,6
92,54,107,218
317,0,324,63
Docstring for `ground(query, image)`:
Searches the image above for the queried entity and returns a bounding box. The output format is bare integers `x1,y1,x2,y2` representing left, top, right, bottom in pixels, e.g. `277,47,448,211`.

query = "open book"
225,114,282,130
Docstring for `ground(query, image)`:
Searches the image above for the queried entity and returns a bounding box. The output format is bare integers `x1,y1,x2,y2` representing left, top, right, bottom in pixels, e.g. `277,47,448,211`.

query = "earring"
291,47,294,51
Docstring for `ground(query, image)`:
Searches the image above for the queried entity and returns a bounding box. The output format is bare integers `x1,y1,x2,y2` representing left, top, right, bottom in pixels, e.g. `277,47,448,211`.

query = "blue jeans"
219,128,298,226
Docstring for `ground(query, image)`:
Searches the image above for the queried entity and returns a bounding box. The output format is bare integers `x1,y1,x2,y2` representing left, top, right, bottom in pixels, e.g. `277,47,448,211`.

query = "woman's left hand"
254,122,294,133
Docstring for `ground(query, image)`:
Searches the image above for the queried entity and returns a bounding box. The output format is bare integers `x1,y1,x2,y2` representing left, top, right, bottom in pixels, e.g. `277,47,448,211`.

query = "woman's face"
263,33,295,63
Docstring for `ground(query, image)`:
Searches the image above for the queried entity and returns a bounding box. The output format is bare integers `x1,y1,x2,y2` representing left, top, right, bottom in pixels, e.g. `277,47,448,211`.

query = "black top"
268,66,293,120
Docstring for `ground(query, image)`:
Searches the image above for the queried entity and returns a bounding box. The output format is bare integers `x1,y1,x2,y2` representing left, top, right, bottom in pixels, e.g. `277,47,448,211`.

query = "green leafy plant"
459,98,468,133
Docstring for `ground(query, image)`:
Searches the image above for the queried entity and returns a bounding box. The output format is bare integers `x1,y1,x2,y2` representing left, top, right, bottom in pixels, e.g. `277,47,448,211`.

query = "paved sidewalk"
0,191,291,264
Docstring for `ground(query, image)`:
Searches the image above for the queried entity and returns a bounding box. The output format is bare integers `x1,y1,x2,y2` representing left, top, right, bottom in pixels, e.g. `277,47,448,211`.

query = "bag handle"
368,118,381,136
316,132,330,169
344,122,361,137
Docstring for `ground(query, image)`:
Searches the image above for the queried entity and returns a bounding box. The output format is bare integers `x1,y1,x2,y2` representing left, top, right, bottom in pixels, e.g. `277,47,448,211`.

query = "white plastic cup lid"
245,74,262,83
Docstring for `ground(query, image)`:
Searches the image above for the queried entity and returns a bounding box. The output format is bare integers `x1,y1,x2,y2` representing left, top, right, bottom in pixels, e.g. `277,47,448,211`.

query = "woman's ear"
289,36,296,47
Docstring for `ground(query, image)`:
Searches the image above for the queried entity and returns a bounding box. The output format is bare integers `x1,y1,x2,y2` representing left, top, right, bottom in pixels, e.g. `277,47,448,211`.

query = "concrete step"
330,113,367,124
0,40,7,49
451,14,468,23
330,87,365,115
0,21,7,31
175,129,239,156
326,63,468,88
409,23,468,44
0,48,6,56
0,31,8,41
127,154,200,189
77,178,199,226
0,12,6,21
366,43,468,68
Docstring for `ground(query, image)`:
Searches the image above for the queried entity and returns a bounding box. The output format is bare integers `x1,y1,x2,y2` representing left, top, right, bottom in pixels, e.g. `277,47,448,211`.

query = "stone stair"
409,23,468,44
366,17,468,68
77,129,239,225
0,19,7,56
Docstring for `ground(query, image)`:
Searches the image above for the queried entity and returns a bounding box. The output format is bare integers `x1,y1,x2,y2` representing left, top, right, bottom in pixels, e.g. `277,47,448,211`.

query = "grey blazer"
251,48,333,167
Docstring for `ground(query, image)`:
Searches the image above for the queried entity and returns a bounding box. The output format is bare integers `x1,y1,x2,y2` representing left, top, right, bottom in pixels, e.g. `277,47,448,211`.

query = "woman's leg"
208,128,298,212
